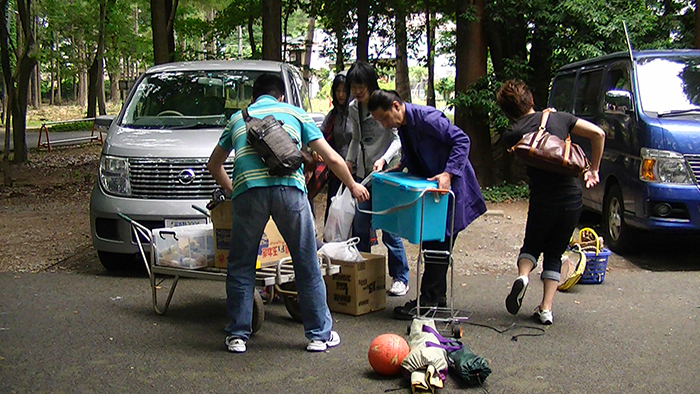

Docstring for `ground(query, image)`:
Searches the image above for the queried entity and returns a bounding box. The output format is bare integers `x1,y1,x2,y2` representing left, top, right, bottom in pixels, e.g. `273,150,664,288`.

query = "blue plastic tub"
371,172,449,244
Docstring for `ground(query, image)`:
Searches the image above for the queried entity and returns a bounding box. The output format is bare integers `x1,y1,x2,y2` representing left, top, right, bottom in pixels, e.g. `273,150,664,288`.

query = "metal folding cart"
365,174,467,338
118,211,340,334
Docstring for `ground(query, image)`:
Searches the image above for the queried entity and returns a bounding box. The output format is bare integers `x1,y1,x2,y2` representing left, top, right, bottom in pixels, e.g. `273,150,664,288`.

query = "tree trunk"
426,9,435,107
395,6,411,103
695,2,700,48
283,6,290,61
356,0,369,62
262,0,282,61
0,0,38,164
151,0,170,64
29,67,37,107
165,0,177,61
32,13,40,108
302,18,315,84
88,1,106,118
527,21,553,110
50,60,54,105
206,7,216,59
108,67,119,103
454,0,494,186
56,64,61,104
334,22,344,71
484,9,505,80
247,17,257,58
76,36,87,106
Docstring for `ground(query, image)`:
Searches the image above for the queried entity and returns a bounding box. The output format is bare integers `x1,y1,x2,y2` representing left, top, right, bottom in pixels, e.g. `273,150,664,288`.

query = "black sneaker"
505,276,529,315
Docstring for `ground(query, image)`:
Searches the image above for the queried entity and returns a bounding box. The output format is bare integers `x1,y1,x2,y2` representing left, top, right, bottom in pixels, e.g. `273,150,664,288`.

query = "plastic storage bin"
579,248,611,284
371,172,449,244
153,223,215,269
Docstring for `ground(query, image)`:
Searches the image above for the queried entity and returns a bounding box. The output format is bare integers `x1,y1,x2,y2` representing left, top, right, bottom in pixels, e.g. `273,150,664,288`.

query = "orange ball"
368,333,410,376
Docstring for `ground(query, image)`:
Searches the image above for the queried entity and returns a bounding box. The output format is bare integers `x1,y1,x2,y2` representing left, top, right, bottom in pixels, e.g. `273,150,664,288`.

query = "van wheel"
602,185,633,253
98,251,138,271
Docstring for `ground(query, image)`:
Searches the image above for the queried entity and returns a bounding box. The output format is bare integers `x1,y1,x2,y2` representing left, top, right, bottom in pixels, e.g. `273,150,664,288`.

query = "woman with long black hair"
319,73,354,222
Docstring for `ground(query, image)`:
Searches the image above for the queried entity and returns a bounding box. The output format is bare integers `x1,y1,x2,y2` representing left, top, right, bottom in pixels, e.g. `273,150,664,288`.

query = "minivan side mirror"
604,90,633,115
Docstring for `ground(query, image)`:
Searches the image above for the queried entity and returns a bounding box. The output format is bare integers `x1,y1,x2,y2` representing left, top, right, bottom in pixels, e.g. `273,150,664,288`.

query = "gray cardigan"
345,99,401,179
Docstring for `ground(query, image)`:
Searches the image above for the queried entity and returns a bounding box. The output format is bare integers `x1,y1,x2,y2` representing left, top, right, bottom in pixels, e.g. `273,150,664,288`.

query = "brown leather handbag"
508,109,590,177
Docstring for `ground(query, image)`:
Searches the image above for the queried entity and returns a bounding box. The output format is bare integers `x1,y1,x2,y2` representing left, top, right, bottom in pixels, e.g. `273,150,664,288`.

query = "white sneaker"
225,336,247,353
534,306,553,325
388,280,409,296
306,330,341,352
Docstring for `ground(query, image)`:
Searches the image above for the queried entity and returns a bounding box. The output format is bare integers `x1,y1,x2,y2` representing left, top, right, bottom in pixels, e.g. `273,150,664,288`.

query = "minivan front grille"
684,154,700,184
129,158,234,199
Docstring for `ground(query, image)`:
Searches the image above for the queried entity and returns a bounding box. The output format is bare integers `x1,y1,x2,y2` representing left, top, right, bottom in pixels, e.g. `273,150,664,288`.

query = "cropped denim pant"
225,186,332,342
520,194,583,282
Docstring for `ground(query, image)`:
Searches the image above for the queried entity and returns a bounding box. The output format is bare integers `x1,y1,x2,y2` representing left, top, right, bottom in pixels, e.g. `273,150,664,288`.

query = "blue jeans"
354,198,409,285
225,186,332,342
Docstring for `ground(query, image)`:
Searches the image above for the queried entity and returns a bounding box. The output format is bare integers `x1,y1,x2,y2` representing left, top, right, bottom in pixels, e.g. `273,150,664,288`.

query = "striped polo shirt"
217,95,323,199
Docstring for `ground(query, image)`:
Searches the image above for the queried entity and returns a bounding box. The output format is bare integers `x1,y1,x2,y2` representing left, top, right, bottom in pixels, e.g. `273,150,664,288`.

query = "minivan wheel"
602,185,633,253
97,251,137,271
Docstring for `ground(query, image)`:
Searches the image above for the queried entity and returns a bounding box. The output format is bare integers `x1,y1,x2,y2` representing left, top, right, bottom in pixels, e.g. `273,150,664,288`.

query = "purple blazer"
398,103,486,236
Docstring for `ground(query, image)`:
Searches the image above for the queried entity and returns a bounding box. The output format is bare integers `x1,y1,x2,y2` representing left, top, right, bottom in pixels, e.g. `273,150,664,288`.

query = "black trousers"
521,193,582,280
419,233,459,304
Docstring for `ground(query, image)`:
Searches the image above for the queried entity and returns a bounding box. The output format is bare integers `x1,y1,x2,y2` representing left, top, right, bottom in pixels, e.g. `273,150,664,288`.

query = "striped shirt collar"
253,95,279,105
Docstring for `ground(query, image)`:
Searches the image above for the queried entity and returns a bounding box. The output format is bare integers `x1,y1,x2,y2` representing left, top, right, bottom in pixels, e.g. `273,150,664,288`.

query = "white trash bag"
318,237,364,262
323,184,356,242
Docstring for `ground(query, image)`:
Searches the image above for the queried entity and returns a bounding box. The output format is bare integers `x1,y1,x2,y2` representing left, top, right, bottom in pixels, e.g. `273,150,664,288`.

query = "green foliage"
409,66,428,84
48,121,94,133
480,182,529,203
378,79,395,90
435,77,454,99
314,68,332,99
452,76,506,126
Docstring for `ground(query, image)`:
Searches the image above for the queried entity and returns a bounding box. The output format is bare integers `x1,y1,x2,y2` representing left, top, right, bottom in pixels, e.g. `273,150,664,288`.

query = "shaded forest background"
2,0,700,186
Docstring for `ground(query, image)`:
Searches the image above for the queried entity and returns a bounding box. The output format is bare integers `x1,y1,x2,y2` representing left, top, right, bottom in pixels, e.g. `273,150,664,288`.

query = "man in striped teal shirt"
207,73,368,354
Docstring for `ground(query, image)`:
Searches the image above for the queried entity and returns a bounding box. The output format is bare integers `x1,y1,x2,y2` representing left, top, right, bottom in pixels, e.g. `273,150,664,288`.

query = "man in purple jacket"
368,89,487,320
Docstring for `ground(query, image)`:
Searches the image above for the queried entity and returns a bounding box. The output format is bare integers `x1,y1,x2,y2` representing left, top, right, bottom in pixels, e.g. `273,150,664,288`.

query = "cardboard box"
324,252,386,316
209,200,290,269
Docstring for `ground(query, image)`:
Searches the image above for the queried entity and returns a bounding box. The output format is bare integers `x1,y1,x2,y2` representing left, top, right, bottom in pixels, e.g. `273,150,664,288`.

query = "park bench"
37,115,114,151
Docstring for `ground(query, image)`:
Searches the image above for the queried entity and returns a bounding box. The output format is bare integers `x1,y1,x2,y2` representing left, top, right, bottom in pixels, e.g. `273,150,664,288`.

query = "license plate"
164,218,207,228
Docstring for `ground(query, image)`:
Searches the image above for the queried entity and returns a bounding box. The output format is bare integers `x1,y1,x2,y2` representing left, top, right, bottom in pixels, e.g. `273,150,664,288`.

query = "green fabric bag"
447,346,492,387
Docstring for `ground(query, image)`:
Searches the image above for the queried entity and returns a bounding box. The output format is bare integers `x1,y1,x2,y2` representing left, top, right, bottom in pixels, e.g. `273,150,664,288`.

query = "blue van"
549,50,700,253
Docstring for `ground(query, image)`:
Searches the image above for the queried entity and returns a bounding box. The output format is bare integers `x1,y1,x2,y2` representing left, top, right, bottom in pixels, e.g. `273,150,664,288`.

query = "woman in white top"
344,61,409,297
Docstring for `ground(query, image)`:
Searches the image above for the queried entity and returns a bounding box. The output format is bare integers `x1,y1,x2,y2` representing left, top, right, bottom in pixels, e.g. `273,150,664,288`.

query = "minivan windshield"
637,56,700,115
121,70,271,129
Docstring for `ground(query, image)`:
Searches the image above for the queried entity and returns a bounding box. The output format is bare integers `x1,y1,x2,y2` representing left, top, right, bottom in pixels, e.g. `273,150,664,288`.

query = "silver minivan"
90,60,315,270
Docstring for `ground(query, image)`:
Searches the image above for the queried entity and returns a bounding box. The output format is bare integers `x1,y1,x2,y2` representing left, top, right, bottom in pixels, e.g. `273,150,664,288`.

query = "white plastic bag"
318,237,364,262
323,184,356,242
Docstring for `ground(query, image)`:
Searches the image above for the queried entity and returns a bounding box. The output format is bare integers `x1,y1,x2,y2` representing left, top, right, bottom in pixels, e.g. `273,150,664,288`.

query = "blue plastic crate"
579,248,611,284
371,172,449,244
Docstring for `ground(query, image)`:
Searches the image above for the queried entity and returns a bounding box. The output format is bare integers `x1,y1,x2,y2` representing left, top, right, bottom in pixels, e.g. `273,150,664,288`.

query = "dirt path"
0,144,642,276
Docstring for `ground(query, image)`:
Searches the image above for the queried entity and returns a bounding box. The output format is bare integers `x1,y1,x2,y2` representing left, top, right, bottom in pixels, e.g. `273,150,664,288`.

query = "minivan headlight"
99,155,131,196
639,148,693,184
